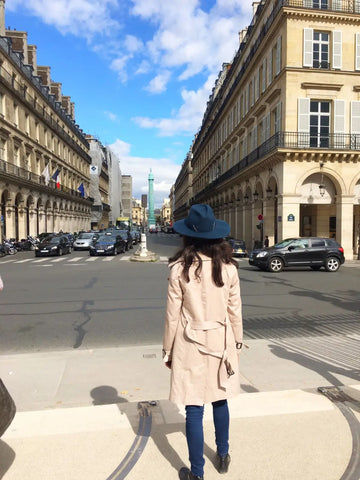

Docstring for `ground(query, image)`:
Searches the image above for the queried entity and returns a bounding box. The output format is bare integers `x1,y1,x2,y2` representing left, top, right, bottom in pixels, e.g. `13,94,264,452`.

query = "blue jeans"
185,400,229,477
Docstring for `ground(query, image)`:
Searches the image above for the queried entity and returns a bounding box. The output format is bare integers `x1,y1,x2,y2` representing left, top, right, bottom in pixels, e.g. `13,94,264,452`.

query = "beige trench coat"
163,255,243,406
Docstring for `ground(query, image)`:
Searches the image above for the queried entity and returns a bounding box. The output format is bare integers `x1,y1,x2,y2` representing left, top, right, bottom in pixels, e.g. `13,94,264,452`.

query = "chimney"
239,28,248,44
253,1,260,16
0,0,5,37
5,30,29,64
27,44,37,70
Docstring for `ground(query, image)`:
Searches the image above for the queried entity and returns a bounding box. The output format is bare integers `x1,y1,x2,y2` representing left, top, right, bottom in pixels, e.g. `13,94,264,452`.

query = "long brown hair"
169,236,238,287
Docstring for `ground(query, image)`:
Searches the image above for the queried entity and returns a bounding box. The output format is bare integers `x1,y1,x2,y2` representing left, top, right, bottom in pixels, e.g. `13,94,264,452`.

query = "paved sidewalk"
1,345,359,480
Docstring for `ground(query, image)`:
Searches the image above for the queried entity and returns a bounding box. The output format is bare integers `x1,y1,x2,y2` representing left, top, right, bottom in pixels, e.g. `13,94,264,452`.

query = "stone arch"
295,166,344,197
299,173,337,205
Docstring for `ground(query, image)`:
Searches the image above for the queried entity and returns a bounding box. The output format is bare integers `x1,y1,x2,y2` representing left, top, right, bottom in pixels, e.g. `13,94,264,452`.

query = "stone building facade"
176,0,360,259
86,136,112,230
160,198,171,226
121,175,132,220
0,1,92,240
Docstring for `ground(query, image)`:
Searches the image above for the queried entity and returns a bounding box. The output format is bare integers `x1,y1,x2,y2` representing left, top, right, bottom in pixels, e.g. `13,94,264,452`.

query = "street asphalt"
0,240,359,479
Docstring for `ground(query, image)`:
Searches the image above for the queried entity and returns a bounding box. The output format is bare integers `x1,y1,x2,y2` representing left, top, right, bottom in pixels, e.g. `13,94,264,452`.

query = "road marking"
0,259,16,263
86,257,98,262
51,257,67,262
119,256,130,261
67,257,82,262
33,258,50,263
102,257,114,261
14,259,33,263
159,256,168,262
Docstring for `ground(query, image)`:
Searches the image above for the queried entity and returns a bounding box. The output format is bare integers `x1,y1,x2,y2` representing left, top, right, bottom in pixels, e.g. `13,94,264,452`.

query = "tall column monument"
148,168,156,227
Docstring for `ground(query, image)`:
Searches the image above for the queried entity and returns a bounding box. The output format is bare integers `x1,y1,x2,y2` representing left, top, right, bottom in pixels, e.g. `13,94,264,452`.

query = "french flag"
52,169,61,189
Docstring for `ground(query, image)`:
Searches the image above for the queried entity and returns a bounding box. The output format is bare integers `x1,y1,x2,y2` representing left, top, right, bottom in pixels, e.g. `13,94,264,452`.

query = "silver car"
73,232,97,250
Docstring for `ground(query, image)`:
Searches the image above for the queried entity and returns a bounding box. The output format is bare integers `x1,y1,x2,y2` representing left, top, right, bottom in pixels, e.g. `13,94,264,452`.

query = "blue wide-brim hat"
173,204,230,239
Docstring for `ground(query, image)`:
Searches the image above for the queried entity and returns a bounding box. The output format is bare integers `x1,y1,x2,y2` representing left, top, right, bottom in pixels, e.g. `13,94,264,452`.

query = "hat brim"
173,218,230,239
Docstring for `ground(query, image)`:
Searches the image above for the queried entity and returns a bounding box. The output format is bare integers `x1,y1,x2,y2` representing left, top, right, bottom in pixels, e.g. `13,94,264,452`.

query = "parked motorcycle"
1,239,17,255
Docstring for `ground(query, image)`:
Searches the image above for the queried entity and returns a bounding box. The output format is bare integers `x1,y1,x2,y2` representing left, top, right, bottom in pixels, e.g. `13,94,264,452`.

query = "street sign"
257,214,263,221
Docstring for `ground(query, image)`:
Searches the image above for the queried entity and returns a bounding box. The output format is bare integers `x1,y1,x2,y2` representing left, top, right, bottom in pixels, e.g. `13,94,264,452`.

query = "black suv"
249,237,345,273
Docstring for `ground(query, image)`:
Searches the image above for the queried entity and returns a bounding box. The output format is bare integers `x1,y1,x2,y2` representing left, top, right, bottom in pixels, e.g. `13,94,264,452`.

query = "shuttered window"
356,33,360,70
303,28,313,67
298,98,310,147
267,50,273,86
275,36,281,75
334,99,345,147
332,31,342,69
261,58,266,93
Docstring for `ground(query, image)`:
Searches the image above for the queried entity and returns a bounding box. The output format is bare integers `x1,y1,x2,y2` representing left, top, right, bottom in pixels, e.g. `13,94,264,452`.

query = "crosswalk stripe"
33,258,49,263
14,259,33,263
51,257,67,262
102,257,114,261
67,257,82,262
85,257,98,262
159,256,168,262
0,259,16,263
119,256,130,261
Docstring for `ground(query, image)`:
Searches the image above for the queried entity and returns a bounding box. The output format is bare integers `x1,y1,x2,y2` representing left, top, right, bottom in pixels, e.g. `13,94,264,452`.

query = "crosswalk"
0,255,171,266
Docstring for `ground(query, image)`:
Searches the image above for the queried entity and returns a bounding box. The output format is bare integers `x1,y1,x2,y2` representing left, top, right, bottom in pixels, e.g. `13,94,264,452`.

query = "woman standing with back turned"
163,204,243,480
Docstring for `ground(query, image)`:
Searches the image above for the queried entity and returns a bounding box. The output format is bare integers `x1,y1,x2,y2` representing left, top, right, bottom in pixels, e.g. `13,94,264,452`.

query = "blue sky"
5,0,253,207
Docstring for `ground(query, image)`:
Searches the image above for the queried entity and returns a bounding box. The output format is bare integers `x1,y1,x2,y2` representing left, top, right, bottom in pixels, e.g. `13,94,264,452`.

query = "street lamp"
266,187,273,200
253,191,259,202
319,162,325,197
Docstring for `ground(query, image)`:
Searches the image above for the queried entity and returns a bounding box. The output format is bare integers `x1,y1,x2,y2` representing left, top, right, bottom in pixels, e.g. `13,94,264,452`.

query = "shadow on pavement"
0,440,15,479
269,343,360,386
89,385,218,474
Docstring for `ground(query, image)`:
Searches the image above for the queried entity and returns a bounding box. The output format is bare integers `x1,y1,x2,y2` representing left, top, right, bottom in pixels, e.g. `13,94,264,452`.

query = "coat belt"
183,317,235,390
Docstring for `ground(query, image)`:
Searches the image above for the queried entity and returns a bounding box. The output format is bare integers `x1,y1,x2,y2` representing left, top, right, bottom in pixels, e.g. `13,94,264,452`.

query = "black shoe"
179,467,204,480
216,453,231,473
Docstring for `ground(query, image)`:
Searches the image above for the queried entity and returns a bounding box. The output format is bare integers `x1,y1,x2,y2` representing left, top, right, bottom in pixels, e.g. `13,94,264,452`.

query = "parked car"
62,233,75,246
35,235,72,257
248,237,345,273
89,232,126,256
231,239,248,258
148,225,158,233
73,232,98,250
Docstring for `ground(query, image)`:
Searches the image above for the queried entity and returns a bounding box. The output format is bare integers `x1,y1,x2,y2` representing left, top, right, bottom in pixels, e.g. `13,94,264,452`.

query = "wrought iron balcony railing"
192,131,360,202
0,158,91,201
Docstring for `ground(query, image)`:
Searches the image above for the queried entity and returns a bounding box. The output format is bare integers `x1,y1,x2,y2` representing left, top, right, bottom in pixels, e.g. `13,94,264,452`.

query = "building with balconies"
173,149,193,222
182,0,360,258
0,0,92,240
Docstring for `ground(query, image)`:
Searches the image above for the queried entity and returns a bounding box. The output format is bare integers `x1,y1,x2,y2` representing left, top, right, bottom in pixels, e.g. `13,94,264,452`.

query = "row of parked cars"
34,228,142,257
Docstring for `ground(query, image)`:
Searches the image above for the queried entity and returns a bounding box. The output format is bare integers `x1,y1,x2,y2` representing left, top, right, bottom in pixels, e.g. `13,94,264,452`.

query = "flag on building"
78,183,85,197
41,164,50,186
52,169,61,189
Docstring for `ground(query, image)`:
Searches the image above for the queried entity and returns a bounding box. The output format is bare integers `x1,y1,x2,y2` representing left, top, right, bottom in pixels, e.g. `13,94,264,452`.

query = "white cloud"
109,139,181,207
124,34,143,53
104,111,118,121
145,71,171,94
6,0,120,39
133,73,217,136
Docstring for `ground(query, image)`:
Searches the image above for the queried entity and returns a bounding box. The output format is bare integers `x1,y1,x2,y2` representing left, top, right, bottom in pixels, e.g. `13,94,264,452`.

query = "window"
311,239,326,247
310,101,330,147
13,103,18,126
304,29,342,69
313,32,329,68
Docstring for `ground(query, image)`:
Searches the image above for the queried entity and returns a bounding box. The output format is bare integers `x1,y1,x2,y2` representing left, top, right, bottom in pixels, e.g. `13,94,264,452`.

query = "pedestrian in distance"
163,204,244,480
264,235,269,248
